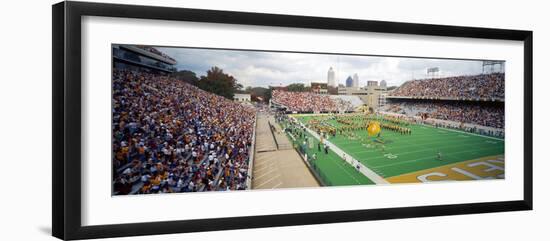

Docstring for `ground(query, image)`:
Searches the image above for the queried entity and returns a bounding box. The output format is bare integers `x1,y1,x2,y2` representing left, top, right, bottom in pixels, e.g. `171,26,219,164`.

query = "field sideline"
285,114,505,185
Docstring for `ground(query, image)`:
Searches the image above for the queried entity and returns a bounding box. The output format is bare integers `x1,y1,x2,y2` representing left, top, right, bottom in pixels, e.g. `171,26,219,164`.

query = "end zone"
386,155,505,183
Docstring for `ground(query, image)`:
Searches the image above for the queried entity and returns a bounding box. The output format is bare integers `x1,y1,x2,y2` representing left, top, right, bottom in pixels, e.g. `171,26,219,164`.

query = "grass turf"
292,114,504,182
279,121,375,186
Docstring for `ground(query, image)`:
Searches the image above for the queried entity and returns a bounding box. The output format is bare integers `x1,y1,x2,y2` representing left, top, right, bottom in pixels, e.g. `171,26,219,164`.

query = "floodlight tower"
427,67,440,79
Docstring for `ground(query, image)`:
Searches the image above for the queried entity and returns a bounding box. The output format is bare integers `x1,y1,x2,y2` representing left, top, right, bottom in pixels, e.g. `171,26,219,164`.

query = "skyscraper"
345,76,353,87
327,67,336,87
380,80,387,88
352,73,359,88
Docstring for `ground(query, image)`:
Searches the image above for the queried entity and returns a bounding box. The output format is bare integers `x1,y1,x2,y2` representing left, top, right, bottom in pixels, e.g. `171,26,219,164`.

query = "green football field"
280,114,505,186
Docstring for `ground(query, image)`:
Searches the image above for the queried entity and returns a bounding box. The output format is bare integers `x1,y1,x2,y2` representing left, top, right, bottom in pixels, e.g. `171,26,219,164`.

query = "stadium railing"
267,121,280,150
246,115,257,190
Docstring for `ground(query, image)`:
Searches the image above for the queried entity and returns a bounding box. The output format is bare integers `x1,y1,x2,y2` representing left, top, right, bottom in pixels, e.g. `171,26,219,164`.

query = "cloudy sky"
158,46,501,88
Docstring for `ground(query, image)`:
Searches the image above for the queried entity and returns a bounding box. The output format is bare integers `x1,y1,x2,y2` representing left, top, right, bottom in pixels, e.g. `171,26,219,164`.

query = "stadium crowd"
383,102,504,128
390,73,504,100
112,69,256,195
272,90,353,112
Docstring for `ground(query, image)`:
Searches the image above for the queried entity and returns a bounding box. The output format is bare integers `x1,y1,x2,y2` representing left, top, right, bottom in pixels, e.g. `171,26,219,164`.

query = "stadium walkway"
254,114,278,152
252,113,320,189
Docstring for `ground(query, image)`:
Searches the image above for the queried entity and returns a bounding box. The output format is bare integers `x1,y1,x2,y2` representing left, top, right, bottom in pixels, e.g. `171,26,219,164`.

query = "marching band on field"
306,114,412,137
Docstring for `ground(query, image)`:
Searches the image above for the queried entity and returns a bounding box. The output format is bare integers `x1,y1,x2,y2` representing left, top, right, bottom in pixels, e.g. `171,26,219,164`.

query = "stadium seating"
272,90,354,112
390,73,504,101
384,73,505,129
112,69,256,194
382,101,504,128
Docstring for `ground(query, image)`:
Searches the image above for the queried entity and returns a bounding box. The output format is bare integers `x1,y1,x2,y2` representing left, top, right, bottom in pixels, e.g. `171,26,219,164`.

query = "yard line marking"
419,123,504,141
366,143,504,167
290,115,389,185
352,137,501,157
356,142,469,157
372,156,435,169
333,131,502,155
332,158,362,184
372,146,502,169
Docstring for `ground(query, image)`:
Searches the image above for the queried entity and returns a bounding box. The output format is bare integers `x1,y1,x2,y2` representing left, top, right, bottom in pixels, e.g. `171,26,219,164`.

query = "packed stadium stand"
383,73,505,130
390,73,504,101
112,69,256,195
382,100,504,128
271,90,355,113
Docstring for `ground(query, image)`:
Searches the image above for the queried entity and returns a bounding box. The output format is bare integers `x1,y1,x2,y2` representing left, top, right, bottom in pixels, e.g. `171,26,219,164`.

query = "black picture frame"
52,1,533,240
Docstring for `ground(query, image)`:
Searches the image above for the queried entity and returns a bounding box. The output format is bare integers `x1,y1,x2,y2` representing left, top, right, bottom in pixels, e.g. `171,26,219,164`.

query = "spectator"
272,90,352,112
112,69,256,194
383,101,504,128
390,73,504,101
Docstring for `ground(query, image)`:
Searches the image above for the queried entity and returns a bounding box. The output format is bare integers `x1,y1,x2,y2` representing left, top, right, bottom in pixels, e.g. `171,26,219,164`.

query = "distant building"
233,93,251,102
380,80,387,88
112,44,177,74
338,80,387,110
327,67,336,87
367,80,378,87
352,73,359,88
311,82,328,94
365,81,387,110
338,87,368,96
345,76,354,87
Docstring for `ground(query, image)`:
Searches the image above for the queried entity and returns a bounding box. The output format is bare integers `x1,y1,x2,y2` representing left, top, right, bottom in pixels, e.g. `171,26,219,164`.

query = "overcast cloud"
158,46,500,88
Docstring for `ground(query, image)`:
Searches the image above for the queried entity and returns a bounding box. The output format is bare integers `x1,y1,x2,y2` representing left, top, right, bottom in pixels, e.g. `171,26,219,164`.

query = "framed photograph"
52,1,533,240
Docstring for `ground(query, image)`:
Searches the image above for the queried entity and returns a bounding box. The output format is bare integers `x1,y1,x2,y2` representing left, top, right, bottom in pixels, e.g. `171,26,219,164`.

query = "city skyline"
158,46,503,89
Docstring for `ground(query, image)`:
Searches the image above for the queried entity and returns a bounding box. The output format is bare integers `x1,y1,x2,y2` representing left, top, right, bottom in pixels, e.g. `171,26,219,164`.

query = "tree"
247,87,271,103
265,86,273,102
171,70,199,83
197,66,240,99
286,83,310,92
